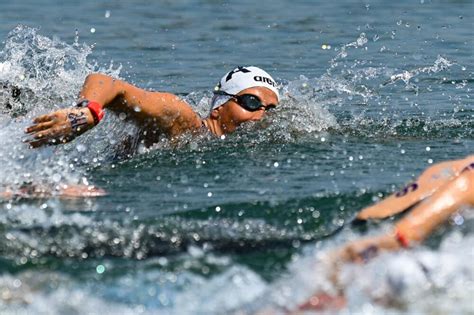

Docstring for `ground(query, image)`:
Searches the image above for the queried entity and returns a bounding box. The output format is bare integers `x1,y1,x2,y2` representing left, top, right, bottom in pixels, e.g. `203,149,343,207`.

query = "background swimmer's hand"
335,234,400,264
24,107,95,148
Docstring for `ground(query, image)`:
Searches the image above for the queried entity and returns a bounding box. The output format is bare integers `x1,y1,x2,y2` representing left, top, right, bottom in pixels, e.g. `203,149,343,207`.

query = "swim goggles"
212,91,276,112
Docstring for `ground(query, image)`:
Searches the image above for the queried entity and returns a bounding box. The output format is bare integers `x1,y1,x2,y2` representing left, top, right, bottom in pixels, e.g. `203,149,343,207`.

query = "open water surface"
0,0,473,314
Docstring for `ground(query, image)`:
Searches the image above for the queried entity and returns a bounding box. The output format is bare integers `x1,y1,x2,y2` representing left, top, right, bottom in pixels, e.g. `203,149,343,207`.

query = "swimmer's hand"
334,234,400,264
24,107,95,148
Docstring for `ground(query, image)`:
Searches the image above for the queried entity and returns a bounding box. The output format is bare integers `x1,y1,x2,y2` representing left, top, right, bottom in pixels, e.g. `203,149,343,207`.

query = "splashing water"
0,25,122,189
383,55,454,87
0,22,472,315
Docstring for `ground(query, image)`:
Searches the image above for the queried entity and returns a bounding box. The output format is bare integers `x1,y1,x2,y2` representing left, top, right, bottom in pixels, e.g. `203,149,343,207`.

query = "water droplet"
52,173,61,182
105,10,111,18
452,214,464,225
96,264,105,274
90,28,96,33
215,206,221,212
76,144,86,152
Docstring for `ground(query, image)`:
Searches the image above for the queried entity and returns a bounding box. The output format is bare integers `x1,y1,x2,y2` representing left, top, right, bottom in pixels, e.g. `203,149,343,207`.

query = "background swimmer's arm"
356,156,474,220
0,183,106,200
339,166,474,263
395,166,474,244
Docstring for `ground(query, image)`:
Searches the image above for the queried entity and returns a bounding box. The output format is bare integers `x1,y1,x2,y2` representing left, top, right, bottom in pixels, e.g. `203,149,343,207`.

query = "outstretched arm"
297,164,474,312
1,183,106,200
356,155,474,220
341,163,474,263
25,73,202,147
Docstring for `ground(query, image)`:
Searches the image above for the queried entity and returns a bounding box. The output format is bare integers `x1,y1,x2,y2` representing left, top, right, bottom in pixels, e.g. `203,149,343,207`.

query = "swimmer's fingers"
340,243,377,264
26,125,72,148
27,136,71,148
25,108,94,148
24,121,55,134
32,113,57,124
26,137,51,148
339,234,401,264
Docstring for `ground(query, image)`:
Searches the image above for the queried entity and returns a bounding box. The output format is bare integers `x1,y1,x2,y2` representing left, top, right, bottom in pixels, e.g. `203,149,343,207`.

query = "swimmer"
23,66,279,148
1,66,278,200
298,155,474,311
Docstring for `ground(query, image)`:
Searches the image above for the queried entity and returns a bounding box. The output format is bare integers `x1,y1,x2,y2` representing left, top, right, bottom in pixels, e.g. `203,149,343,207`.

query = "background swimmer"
298,155,474,311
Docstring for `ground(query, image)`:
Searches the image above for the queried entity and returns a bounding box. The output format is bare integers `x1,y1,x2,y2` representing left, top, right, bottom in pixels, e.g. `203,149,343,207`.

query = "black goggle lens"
213,91,276,112
235,94,263,111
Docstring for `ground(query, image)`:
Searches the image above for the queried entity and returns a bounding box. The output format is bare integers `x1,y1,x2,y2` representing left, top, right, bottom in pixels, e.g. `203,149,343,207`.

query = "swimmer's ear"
210,108,220,119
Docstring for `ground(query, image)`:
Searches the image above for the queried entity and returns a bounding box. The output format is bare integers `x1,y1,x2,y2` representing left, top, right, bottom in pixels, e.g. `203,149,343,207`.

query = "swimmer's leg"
357,155,474,220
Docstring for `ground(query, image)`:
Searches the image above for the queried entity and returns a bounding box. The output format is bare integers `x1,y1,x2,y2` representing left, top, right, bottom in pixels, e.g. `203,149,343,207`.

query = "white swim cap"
210,66,279,111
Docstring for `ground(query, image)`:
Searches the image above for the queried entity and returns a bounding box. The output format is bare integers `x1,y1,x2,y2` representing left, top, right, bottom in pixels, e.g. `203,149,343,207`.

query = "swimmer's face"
217,86,279,128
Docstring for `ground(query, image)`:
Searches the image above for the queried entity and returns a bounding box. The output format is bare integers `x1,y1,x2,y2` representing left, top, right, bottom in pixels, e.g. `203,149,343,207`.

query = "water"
0,0,473,314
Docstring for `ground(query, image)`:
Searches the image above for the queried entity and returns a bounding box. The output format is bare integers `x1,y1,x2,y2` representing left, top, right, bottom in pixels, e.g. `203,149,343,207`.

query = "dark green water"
0,0,473,314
